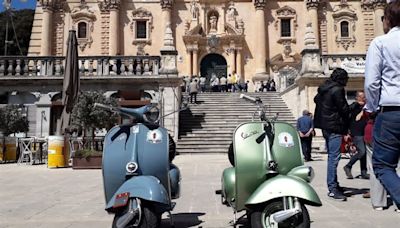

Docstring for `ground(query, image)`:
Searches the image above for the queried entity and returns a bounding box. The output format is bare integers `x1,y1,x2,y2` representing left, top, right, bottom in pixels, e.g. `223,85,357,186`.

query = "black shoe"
337,185,345,193
360,174,370,179
328,190,347,201
343,166,353,179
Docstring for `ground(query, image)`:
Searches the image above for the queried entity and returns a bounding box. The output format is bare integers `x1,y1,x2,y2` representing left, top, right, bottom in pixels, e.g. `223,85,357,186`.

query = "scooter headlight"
143,105,160,124
126,162,138,173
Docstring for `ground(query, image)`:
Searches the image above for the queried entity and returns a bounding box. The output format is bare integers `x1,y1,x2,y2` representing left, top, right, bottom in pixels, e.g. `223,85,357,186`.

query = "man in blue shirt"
297,110,314,162
364,0,400,212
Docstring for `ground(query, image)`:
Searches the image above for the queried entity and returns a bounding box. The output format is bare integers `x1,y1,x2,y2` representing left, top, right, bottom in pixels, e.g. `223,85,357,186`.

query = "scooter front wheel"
250,199,310,228
112,203,161,228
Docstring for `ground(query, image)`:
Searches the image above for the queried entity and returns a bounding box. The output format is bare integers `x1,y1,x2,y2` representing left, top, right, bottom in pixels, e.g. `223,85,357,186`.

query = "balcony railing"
322,54,366,75
0,55,161,77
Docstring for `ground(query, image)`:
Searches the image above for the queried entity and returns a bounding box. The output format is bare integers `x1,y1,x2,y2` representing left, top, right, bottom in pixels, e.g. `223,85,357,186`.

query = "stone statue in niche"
209,15,218,33
227,1,236,21
190,0,199,20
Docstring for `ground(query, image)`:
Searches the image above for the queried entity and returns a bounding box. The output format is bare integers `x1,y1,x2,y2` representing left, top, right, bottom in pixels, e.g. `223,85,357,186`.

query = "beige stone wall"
28,0,382,83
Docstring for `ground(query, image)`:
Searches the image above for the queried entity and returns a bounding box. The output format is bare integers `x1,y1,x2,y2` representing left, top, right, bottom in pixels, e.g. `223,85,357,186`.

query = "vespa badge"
278,132,294,147
147,129,163,144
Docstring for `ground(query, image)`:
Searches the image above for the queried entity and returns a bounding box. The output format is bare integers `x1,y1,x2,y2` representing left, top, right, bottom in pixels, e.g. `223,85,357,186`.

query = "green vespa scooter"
218,94,322,228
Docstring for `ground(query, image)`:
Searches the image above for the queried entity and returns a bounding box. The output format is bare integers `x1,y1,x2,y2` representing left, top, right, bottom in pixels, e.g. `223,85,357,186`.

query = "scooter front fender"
106,176,170,211
245,175,322,207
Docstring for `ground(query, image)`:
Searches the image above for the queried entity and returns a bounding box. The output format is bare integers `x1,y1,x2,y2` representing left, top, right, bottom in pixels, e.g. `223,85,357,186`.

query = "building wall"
28,0,382,85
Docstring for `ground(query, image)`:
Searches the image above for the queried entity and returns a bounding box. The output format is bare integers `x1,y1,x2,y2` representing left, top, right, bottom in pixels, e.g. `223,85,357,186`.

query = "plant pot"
72,155,102,169
0,137,18,162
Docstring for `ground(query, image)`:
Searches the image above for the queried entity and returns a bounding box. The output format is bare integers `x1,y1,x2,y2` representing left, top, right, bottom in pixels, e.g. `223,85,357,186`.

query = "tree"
0,9,35,55
0,105,29,136
70,91,118,138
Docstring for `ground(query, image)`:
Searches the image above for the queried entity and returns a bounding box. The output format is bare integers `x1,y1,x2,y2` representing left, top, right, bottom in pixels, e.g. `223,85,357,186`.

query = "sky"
0,0,36,12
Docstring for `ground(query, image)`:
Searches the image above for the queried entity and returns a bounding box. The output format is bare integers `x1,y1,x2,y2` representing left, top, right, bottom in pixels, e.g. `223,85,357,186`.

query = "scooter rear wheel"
112,204,161,228
250,200,310,228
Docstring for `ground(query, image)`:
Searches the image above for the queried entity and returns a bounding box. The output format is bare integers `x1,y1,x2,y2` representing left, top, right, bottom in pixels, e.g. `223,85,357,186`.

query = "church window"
131,8,153,45
78,22,87,39
136,21,147,39
340,21,349,38
332,2,357,50
281,19,291,37
275,6,297,44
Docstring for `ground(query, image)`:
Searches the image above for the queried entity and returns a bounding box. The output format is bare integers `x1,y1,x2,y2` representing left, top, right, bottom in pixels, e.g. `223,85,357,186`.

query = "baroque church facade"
28,0,386,92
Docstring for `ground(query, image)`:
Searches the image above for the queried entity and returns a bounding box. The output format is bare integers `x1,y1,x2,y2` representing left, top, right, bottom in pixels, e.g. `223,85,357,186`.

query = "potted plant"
0,105,29,162
71,148,103,169
70,91,117,169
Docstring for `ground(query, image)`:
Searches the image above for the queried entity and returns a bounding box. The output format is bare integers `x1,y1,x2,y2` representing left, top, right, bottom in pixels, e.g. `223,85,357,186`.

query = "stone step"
176,144,230,149
178,92,295,154
177,148,228,153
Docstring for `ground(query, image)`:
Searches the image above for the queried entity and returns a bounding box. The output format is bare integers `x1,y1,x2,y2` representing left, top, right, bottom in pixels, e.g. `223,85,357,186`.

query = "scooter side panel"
169,164,181,199
105,175,170,211
222,167,236,207
136,125,170,198
234,122,268,211
103,125,138,205
245,175,322,207
272,122,304,175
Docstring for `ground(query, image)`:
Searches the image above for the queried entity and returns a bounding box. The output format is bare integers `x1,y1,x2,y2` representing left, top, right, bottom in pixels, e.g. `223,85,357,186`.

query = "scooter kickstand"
167,211,175,228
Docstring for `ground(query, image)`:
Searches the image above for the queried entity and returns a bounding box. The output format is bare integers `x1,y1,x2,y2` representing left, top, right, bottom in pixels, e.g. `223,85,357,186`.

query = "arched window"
78,22,87,39
340,21,349,38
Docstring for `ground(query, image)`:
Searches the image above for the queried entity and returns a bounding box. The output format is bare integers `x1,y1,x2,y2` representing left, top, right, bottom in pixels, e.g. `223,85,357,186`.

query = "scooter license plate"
113,192,130,208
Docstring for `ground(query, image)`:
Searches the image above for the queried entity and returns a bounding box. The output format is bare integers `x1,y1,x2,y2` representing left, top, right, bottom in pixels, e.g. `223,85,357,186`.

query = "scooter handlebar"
94,103,116,112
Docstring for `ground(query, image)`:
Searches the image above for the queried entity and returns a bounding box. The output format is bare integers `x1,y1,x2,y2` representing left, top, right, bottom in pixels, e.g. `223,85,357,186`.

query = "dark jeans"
372,111,400,208
323,130,342,192
190,92,197,103
346,136,367,174
200,84,206,92
300,136,312,160
220,85,227,92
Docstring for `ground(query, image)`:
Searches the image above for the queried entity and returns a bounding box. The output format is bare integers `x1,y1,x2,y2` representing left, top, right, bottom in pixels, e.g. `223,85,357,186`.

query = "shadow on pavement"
161,212,205,227
342,186,369,196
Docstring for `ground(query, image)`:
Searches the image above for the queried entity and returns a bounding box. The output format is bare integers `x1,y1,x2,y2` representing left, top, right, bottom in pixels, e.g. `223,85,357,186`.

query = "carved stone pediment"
186,24,205,36
71,4,96,51
276,5,296,17
130,7,153,45
332,2,357,50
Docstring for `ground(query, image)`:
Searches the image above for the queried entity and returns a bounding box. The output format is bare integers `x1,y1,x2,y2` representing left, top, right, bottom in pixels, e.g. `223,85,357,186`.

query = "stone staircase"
177,92,297,154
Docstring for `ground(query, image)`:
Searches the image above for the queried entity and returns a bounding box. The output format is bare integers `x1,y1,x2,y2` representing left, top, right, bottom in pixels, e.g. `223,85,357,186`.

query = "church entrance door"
200,54,227,89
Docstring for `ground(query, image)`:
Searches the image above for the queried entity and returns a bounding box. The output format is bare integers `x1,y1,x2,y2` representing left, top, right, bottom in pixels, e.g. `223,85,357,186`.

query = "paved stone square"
0,154,399,228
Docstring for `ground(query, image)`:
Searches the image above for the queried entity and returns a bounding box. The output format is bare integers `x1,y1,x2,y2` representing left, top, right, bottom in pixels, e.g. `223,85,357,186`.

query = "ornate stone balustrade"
322,54,366,76
0,55,161,77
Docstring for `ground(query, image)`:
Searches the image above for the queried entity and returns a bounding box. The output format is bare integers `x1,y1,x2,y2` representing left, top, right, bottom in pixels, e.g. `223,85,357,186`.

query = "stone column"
161,0,173,33
254,0,268,75
109,4,120,56
40,6,54,55
192,48,199,77
229,49,236,75
187,49,193,77
374,0,386,37
236,48,242,78
306,0,320,45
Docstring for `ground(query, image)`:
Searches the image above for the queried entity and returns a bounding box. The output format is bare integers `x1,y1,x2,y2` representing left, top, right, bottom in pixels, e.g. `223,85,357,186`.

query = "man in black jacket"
314,68,351,201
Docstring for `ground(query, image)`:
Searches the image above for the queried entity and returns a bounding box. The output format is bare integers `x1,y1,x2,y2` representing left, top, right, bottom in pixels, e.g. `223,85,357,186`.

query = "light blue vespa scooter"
95,103,181,228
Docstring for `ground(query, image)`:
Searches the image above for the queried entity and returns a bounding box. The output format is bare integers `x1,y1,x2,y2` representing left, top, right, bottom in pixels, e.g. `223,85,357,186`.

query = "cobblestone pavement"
0,154,399,228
